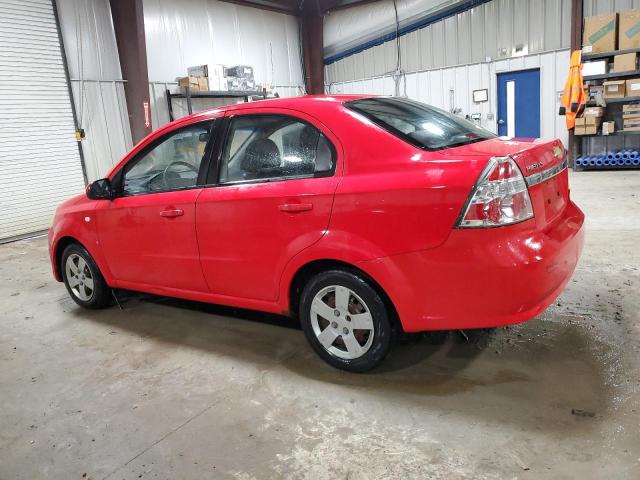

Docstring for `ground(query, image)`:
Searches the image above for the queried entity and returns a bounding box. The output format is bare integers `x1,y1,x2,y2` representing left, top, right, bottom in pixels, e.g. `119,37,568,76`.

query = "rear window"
346,97,495,151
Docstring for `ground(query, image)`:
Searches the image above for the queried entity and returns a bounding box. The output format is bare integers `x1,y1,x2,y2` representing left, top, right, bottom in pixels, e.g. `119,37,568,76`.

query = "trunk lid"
445,137,569,229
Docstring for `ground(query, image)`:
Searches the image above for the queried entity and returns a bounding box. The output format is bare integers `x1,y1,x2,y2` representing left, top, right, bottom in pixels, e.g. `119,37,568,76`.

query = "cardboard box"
575,117,586,126
623,115,640,130
574,125,587,135
584,125,599,135
584,106,604,117
602,121,616,135
619,10,640,49
187,64,227,90
209,64,227,91
626,78,640,96
589,85,604,99
582,60,607,76
623,103,640,113
583,13,617,53
603,80,626,98
225,65,254,79
584,115,603,126
613,53,638,72
178,76,208,91
187,64,209,77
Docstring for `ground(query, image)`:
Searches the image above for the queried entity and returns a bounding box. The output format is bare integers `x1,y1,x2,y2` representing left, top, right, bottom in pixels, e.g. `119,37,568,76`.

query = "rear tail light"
457,156,533,228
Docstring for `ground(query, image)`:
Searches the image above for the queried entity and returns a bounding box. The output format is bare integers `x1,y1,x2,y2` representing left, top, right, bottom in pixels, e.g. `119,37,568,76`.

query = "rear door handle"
160,209,184,218
278,203,313,213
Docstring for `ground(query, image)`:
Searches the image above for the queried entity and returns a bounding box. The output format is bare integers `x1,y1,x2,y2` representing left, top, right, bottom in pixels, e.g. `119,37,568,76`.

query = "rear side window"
346,97,495,151
219,115,335,184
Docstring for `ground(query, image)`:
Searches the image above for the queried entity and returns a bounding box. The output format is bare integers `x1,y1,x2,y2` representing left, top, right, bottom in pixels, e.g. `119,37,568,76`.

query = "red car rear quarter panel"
319,106,488,258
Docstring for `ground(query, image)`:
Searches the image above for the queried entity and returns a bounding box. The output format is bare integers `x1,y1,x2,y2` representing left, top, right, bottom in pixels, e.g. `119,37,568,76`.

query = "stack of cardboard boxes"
575,107,605,136
176,64,257,93
177,76,209,92
583,10,640,53
177,64,227,93
623,104,640,131
582,11,640,78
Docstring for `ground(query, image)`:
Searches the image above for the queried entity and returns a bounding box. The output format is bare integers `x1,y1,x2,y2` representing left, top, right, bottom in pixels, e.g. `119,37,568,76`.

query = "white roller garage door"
0,0,86,243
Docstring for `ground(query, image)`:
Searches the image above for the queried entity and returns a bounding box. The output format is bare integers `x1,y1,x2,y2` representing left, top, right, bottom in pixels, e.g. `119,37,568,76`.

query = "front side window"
346,97,495,151
122,123,212,195
219,115,335,183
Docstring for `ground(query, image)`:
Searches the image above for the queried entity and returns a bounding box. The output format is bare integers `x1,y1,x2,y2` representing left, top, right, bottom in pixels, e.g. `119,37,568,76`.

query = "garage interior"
1,0,639,478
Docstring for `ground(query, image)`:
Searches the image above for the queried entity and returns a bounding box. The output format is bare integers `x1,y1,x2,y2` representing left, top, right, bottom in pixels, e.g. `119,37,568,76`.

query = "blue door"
497,69,540,138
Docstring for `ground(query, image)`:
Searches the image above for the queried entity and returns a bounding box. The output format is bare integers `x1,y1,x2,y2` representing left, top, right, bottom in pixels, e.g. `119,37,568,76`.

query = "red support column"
109,0,153,143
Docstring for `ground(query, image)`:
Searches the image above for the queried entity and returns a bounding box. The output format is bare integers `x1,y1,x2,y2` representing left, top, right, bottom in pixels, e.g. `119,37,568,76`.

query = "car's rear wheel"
61,243,112,309
299,270,392,372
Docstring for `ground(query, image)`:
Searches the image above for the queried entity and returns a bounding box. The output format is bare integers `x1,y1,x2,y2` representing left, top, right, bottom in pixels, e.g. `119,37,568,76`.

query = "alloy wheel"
65,253,95,302
310,285,375,360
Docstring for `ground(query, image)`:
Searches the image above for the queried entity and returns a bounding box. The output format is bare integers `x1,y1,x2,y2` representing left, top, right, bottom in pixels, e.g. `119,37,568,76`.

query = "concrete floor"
1,171,639,479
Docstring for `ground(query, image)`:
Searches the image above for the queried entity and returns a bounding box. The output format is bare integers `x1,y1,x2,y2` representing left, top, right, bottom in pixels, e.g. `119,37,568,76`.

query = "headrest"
241,138,281,173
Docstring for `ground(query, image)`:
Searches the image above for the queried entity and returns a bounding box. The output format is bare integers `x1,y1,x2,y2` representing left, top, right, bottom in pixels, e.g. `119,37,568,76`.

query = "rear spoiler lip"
525,159,568,187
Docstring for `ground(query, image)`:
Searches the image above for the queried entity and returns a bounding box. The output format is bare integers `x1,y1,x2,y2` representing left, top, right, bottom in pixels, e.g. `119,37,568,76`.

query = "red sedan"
48,95,585,372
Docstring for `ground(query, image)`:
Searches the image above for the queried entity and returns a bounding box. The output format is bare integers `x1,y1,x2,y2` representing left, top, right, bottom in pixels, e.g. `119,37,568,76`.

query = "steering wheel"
162,160,199,189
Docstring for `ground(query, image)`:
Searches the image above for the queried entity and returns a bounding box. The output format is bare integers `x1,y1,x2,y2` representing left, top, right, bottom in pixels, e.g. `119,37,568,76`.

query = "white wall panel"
144,0,303,90
325,0,572,84
57,0,131,181
327,49,570,149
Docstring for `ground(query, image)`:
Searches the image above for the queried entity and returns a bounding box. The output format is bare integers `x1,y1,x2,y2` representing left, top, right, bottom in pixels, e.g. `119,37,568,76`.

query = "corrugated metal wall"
583,0,640,15
324,0,467,60
325,0,572,84
328,49,570,147
57,0,132,182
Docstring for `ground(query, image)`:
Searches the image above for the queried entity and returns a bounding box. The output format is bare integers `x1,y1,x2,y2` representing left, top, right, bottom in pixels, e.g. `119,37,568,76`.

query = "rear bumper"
359,200,585,332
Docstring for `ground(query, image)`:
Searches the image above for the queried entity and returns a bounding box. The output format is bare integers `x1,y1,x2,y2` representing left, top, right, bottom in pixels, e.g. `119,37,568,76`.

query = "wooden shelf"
583,70,640,81
582,47,640,61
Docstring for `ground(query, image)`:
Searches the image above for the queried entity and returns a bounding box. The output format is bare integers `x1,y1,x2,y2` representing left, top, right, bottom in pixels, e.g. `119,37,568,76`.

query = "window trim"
206,113,337,187
112,119,217,198
344,97,494,152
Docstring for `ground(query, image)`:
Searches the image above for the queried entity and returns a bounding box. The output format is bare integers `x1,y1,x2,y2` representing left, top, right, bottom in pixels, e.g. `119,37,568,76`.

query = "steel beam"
301,1,325,94
568,0,584,168
109,0,153,143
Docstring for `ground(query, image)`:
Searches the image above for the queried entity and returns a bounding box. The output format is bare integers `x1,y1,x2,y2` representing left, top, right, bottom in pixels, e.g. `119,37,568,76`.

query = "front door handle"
160,209,184,218
278,203,313,213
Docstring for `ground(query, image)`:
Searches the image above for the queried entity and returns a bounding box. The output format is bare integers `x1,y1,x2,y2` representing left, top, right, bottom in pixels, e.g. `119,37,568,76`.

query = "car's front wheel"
299,270,392,372
61,243,113,309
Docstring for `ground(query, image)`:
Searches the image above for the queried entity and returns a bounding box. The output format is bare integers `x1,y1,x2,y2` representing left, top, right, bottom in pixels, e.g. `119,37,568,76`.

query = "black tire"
61,243,113,309
299,270,392,372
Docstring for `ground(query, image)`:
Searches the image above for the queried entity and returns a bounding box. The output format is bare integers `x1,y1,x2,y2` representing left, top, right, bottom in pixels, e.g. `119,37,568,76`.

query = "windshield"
346,97,495,151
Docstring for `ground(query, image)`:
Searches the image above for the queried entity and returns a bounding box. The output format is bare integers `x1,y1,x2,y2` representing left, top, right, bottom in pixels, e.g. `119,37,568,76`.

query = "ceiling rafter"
216,0,374,16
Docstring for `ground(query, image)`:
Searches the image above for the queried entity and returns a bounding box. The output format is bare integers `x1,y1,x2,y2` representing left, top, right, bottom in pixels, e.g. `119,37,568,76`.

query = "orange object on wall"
559,50,586,130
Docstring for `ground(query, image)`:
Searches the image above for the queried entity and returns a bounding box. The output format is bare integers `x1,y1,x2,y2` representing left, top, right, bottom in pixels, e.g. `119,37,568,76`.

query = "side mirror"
86,178,113,200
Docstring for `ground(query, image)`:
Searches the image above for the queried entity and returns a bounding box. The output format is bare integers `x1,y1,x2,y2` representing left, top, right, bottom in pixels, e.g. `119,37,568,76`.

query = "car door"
196,109,342,302
95,120,216,292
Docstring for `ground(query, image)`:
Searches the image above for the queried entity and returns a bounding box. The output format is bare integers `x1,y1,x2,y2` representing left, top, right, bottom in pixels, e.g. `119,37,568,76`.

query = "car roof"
185,94,375,122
